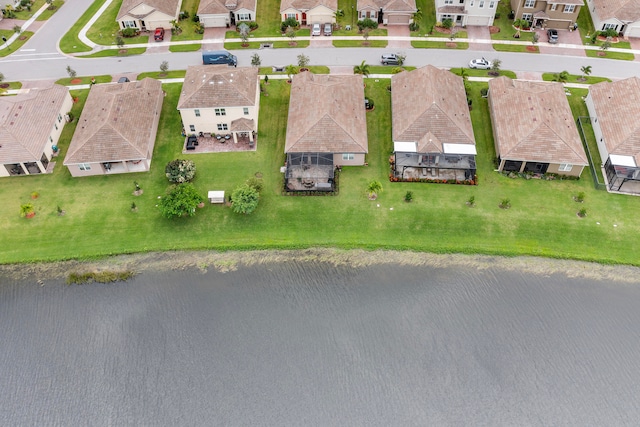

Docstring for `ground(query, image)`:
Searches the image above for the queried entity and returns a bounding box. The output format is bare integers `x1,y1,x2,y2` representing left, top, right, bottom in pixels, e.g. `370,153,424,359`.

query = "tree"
601,38,611,52
297,53,310,68
362,27,370,44
353,60,370,77
66,65,76,78
159,183,204,218
159,60,169,73
366,180,383,199
231,184,259,214
412,7,422,26
490,59,501,76
280,17,298,32
285,64,298,82
395,53,406,66
238,22,249,45
13,25,21,34
115,36,124,49
170,19,181,35
251,53,261,67
552,70,569,83
286,26,296,44
580,65,592,81
165,159,196,183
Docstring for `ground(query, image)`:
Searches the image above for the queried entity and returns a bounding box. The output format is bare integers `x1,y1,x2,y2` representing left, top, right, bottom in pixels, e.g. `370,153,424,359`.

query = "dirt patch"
526,45,539,52
597,52,607,57
0,83,9,89
489,26,500,34
446,42,457,49
19,36,27,41
70,78,82,84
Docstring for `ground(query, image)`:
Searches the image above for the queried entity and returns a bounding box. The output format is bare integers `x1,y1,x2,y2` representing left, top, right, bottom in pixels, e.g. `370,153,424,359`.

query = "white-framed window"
524,0,535,7
563,4,575,12
189,125,195,132
78,163,92,171
49,136,53,143
122,21,136,28
559,164,573,172
215,108,226,116
522,13,533,21
441,14,453,19
217,123,228,131
550,3,557,10
489,1,495,7
603,23,618,30
54,123,58,131
194,109,200,117
237,13,251,20
479,0,484,7
286,13,296,19
342,153,355,161
444,0,453,4
57,113,62,123
243,107,249,115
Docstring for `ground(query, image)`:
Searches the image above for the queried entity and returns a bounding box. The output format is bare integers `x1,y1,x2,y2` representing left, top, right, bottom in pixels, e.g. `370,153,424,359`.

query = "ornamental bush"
159,183,204,219
121,27,137,38
357,18,378,31
231,184,260,214
281,18,299,33
165,159,196,183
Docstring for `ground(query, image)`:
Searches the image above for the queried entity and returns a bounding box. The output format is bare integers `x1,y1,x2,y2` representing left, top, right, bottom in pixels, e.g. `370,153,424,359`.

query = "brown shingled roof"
589,77,640,165
0,84,70,164
589,0,640,21
280,0,337,12
198,0,256,14
358,0,416,11
177,65,258,110
64,78,164,164
391,65,475,152
285,73,368,154
488,76,587,165
117,0,181,20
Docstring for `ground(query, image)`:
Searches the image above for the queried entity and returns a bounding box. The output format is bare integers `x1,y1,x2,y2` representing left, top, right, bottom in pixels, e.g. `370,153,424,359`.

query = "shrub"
404,191,413,202
480,87,488,97
246,176,263,193
179,10,189,20
165,159,196,183
441,19,453,29
192,14,200,22
248,21,258,30
281,17,299,32
159,183,204,218
409,22,419,31
231,184,260,214
391,67,404,74
357,18,378,31
194,22,204,34
575,192,585,203
600,28,618,38
121,27,137,38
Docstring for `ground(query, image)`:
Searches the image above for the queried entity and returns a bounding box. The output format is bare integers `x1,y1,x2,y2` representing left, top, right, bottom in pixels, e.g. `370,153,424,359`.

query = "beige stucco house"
197,0,256,28
488,76,587,177
391,65,477,183
177,65,259,144
586,0,640,38
117,0,182,31
284,72,368,192
64,79,164,177
436,0,498,27
357,0,417,25
511,0,582,30
280,0,337,26
585,77,640,193
0,84,73,178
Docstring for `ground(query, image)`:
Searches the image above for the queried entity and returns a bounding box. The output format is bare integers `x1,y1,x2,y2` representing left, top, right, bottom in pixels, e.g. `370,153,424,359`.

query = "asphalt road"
1,0,639,81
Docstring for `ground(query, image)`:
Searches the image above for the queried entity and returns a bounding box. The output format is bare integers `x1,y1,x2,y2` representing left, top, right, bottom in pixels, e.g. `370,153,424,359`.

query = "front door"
140,20,146,30
301,13,307,25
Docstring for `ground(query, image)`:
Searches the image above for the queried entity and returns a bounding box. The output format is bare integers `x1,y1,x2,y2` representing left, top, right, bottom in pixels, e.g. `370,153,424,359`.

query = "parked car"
547,29,559,44
468,57,492,69
381,53,401,65
117,77,130,83
202,50,237,67
312,23,321,36
324,23,332,36
154,28,165,41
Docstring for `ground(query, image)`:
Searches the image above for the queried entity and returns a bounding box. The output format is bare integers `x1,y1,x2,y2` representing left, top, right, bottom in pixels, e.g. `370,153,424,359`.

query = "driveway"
386,25,410,49
465,26,493,52
536,28,585,57
629,37,640,61
202,27,227,50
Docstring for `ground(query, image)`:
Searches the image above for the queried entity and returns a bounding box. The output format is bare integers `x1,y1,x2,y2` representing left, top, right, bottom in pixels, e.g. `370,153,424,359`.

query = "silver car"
311,23,321,36
324,23,332,36
468,57,493,69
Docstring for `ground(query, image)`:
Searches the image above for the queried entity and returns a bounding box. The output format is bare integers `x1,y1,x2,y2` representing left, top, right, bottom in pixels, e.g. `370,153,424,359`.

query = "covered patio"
604,156,640,194
393,151,476,182
183,132,257,154
284,153,335,192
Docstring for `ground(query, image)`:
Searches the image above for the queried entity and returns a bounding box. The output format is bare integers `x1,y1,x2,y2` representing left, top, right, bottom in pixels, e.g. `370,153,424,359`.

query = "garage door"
626,25,640,38
201,15,228,28
465,16,491,26
310,14,333,24
387,14,410,25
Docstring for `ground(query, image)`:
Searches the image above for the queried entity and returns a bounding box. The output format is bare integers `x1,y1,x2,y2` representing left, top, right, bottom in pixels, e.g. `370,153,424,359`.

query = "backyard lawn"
2,71,640,265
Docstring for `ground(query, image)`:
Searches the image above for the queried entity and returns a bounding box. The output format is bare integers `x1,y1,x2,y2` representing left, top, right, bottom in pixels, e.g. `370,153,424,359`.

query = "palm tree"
553,70,569,83
366,180,383,200
285,64,298,83
580,65,592,81
412,7,422,25
353,60,370,77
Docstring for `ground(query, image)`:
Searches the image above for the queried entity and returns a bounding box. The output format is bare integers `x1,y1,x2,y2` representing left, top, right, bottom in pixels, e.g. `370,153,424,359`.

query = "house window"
195,109,200,117
469,0,474,6
215,108,226,116
550,3,557,10
489,1,495,7
237,13,251,20
522,13,533,21
441,14,453,20
286,13,296,19
243,107,249,115
563,4,575,12
342,153,355,161
217,123,228,131
444,0,453,4
122,21,136,28
559,164,573,172
57,113,62,123
603,23,617,30
49,136,53,143
189,125,195,132
54,123,58,131
479,0,484,7
524,0,535,7
78,163,92,171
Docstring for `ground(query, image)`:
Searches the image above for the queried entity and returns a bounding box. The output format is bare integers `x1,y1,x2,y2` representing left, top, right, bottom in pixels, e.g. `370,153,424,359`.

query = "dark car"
381,53,401,65
154,28,165,41
117,77,130,83
547,29,559,44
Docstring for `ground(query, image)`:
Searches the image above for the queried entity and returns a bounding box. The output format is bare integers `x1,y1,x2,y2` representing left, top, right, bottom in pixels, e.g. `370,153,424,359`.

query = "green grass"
272,40,310,48
332,28,387,36
567,90,605,183
576,1,595,42
585,49,635,61
137,70,187,79
36,0,64,20
168,0,204,43
12,0,46,19
0,31,34,57
450,67,517,79
225,42,262,49
541,73,611,84
259,66,330,74
80,47,146,57
55,75,112,85
0,81,23,90
59,0,107,53
86,0,150,46
493,44,539,53
411,40,469,49
169,43,202,52
367,66,416,74
333,40,388,47
409,0,436,36
4,80,640,266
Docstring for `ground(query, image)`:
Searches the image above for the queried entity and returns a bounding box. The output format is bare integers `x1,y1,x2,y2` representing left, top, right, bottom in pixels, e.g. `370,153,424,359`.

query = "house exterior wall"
200,14,229,27
67,162,108,177
584,92,609,167
464,0,497,26
511,0,580,28
180,105,258,135
119,10,175,30
546,162,584,177
307,5,336,24
333,153,365,166
281,8,301,21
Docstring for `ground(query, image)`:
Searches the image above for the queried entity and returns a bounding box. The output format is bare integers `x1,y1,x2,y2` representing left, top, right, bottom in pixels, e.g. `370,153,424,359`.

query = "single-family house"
436,0,497,27
585,77,640,193
357,0,417,25
64,78,164,177
117,0,182,31
197,0,256,28
177,65,259,145
586,0,640,38
511,0,582,29
391,65,477,183
488,76,587,177
284,73,368,192
280,0,337,26
0,84,73,177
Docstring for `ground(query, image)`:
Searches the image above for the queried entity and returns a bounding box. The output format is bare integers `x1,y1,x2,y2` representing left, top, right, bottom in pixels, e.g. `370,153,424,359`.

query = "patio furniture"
186,135,197,150
208,191,225,204
216,134,222,141
224,134,231,140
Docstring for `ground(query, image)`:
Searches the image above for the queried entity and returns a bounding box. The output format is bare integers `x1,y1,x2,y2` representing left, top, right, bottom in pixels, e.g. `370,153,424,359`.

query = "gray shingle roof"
391,65,475,152
177,65,258,110
489,76,587,165
589,77,640,165
0,84,69,164
285,73,368,154
64,78,164,164
589,0,640,21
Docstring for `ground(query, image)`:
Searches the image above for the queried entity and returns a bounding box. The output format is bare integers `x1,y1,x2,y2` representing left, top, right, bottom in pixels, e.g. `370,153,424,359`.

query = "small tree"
396,53,406,66
489,59,501,76
170,19,181,35
159,183,204,218
238,22,250,45
441,19,453,30
286,26,296,44
552,70,569,83
297,53,310,68
362,27,370,44
251,53,261,67
580,65,592,81
115,36,124,49
66,65,77,78
600,39,611,52
412,7,422,26
404,191,413,203
13,25,21,34
264,74,269,85
165,159,196,183
353,60,370,77
231,184,259,214
0,72,4,83
285,64,298,83
159,60,169,74
532,32,539,44
367,180,383,200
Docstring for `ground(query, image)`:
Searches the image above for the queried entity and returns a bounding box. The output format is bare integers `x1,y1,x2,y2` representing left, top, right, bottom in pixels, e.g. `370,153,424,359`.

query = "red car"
154,28,165,41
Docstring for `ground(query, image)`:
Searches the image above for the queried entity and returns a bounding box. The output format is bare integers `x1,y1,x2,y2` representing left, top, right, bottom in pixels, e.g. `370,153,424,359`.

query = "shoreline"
2,248,640,286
